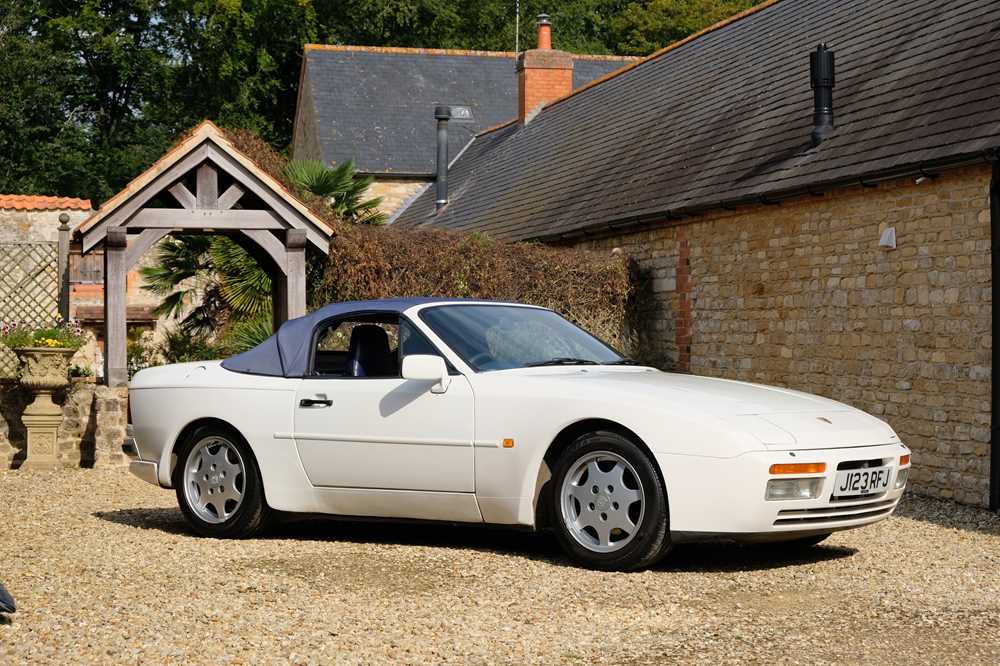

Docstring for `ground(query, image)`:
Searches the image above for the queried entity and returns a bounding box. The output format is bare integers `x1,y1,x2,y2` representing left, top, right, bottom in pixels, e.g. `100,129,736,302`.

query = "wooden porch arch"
77,122,333,386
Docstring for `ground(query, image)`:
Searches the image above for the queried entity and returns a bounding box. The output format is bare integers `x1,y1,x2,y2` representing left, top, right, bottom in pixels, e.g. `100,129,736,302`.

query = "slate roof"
395,0,1000,241
0,195,91,211
292,45,636,176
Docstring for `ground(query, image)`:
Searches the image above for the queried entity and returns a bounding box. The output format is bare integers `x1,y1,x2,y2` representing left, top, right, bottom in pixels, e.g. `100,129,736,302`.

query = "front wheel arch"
534,419,666,530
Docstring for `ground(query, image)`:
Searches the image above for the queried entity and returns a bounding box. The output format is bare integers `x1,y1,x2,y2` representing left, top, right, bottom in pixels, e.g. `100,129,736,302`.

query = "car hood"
504,367,899,449
512,367,846,415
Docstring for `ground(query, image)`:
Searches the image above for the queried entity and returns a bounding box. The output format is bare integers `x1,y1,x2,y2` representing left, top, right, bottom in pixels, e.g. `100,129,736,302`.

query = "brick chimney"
517,14,574,122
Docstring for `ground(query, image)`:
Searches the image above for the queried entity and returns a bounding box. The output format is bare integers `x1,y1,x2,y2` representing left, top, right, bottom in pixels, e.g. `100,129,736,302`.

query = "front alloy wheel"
560,451,645,553
551,431,670,571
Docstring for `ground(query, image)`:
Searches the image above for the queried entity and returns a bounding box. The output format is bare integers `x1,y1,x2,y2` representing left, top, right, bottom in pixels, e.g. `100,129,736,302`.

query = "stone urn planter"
14,347,75,470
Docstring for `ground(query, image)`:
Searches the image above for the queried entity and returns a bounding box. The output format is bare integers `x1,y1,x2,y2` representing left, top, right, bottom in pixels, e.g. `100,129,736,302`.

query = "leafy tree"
1,0,762,202
160,0,320,146
607,0,757,55
0,0,174,201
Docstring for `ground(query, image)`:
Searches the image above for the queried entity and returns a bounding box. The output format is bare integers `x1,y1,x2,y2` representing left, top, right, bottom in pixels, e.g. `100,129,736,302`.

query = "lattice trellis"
0,242,60,378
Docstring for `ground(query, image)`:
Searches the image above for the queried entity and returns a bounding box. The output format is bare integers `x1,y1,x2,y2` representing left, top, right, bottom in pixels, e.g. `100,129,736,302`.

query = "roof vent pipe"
434,105,450,213
810,43,835,147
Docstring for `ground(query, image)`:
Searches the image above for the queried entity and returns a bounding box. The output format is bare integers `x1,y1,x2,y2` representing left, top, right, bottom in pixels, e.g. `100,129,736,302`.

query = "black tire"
550,430,671,571
173,424,270,538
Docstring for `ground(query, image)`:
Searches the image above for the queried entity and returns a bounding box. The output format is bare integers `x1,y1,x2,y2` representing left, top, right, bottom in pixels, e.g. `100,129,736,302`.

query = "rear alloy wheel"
551,431,670,571
174,426,270,538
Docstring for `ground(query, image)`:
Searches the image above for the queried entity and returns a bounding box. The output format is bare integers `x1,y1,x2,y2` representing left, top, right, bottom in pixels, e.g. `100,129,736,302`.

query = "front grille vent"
836,458,887,471
773,498,898,526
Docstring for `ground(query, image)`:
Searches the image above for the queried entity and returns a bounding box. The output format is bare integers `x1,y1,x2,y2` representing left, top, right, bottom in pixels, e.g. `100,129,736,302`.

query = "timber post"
57,213,71,322
103,227,128,387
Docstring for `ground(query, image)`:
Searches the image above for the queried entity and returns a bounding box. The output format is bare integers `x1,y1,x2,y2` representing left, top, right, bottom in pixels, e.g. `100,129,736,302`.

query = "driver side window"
310,316,449,378
313,317,400,378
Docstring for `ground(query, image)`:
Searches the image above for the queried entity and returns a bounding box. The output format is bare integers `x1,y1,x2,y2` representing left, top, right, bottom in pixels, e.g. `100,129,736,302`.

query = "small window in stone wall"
70,250,104,284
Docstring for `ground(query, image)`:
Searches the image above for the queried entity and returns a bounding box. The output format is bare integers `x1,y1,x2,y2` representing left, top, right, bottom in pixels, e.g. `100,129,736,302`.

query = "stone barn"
394,0,1000,508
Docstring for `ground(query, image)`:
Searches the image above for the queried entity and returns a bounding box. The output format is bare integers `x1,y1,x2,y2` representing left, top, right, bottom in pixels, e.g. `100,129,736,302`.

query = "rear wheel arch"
534,418,666,530
166,418,250,485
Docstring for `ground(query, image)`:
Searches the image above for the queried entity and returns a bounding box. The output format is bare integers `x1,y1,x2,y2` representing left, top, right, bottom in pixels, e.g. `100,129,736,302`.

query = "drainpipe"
810,44,835,147
991,158,999,511
434,106,450,213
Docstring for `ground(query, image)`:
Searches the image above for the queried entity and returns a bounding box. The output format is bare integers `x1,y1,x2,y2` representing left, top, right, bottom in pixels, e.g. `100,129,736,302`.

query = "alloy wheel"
183,435,246,524
559,450,645,553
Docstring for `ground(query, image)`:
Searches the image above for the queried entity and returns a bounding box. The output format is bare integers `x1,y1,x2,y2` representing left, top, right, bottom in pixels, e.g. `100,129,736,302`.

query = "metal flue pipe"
810,43,835,147
434,106,451,213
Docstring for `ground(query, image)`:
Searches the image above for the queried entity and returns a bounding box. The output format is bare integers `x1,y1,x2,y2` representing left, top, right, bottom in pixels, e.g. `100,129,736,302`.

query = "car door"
293,315,475,493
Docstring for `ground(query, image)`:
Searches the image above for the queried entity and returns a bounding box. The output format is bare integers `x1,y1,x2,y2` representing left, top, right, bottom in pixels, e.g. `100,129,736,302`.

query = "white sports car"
125,298,910,570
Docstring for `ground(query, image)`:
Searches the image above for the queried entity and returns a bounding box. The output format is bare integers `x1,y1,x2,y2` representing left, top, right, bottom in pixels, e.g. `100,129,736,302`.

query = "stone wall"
0,381,128,469
368,177,429,218
0,208,90,243
576,165,993,507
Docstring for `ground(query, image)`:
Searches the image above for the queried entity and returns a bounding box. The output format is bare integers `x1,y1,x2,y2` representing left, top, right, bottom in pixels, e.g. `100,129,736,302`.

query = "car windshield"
419,305,624,371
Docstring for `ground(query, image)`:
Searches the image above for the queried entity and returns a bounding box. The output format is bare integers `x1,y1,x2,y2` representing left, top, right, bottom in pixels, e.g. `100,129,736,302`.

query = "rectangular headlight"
894,467,909,489
766,477,823,501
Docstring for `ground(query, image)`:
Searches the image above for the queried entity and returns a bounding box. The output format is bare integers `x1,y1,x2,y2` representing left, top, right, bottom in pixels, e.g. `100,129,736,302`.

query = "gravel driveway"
1,470,999,665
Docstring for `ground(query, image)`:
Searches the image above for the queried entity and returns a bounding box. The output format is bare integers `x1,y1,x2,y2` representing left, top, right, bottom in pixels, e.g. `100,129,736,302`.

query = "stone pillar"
93,385,128,468
104,227,128,387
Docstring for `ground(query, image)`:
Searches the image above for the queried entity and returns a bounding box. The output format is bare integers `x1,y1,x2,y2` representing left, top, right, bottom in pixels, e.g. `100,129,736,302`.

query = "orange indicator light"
769,462,826,475
502,438,515,448
899,454,910,466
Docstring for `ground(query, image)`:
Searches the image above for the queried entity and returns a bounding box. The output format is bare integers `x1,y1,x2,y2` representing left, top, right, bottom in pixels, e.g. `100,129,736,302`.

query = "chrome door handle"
299,398,332,408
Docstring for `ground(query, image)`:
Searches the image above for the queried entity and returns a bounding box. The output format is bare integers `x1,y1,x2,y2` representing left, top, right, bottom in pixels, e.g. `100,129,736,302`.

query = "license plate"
833,466,892,498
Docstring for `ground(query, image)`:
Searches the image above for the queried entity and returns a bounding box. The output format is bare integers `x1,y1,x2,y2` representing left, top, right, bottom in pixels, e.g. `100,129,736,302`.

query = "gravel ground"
1,470,999,665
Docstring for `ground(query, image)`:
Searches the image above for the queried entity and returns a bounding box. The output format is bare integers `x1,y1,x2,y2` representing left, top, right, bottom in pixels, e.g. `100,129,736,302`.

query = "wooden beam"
104,228,128,387
82,144,212,252
285,229,307,320
168,182,197,209
240,230,287,275
196,163,218,209
125,228,171,269
127,208,285,230
201,144,331,253
218,183,245,210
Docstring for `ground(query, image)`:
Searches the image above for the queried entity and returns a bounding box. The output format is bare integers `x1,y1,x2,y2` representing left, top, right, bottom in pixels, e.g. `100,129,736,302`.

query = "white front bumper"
655,441,910,540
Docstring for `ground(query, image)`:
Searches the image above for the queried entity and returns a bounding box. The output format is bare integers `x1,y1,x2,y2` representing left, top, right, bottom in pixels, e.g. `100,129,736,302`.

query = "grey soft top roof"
395,0,1000,240
292,46,634,175
221,298,468,377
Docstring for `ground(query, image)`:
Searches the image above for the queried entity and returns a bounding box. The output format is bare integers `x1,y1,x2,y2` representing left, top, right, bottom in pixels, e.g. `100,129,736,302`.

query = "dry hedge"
315,224,634,351
221,124,635,350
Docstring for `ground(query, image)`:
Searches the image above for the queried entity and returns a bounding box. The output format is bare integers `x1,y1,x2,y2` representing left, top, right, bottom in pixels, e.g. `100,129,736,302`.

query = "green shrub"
0,320,87,350
158,328,222,364
314,225,634,352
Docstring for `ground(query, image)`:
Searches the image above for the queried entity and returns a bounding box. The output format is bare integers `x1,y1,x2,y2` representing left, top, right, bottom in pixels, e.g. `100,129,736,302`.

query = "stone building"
291,41,635,217
0,194,164,376
0,195,91,242
394,0,1000,508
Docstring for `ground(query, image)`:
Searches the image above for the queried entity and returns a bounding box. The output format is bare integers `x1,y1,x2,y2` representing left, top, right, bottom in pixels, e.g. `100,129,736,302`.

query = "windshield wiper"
608,358,640,365
524,357,600,367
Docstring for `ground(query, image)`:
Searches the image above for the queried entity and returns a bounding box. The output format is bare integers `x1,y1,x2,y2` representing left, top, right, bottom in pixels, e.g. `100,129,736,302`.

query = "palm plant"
283,159,386,225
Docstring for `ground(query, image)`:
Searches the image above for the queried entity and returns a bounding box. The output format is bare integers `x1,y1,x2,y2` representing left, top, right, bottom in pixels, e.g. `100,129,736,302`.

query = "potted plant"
0,321,86,470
